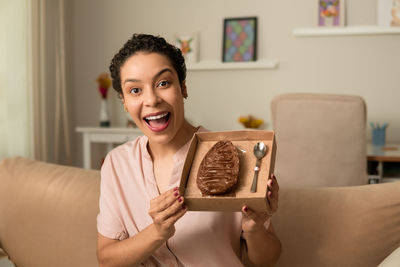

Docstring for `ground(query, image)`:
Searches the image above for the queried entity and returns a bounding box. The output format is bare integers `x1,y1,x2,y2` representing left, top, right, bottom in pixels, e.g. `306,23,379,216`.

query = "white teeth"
145,113,168,120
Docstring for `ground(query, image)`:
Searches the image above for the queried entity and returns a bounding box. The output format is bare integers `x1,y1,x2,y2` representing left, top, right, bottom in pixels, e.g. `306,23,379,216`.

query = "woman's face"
120,52,187,145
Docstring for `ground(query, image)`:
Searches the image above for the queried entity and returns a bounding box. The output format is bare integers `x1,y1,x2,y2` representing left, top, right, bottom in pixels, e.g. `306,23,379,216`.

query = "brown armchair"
271,93,368,187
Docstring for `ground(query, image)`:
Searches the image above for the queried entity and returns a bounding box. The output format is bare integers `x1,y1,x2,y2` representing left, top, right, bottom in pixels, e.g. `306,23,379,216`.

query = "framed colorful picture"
393,0,400,26
222,17,257,62
318,0,345,27
378,0,400,26
175,33,199,65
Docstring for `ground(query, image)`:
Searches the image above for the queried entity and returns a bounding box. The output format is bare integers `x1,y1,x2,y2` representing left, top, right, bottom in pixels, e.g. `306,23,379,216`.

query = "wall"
0,0,31,160
66,0,400,168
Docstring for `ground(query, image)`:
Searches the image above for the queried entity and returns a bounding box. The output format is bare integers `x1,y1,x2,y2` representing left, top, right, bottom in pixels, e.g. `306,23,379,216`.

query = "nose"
143,88,161,107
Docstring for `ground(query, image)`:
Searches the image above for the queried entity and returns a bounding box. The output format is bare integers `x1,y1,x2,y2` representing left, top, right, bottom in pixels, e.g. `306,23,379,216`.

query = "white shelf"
293,25,400,37
187,59,278,71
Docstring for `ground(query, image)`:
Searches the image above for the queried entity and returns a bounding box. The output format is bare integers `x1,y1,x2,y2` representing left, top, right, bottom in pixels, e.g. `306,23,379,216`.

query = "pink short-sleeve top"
97,130,244,266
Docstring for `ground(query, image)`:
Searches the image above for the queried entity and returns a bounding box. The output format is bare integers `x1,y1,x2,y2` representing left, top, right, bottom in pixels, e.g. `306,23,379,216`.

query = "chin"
148,133,175,146
143,123,175,142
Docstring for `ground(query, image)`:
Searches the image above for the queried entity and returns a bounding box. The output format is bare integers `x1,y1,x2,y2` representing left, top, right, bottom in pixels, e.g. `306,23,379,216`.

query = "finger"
163,203,187,227
267,191,278,204
267,174,279,194
267,190,278,212
271,173,279,192
149,192,181,220
266,180,276,201
267,179,279,206
267,189,279,201
150,187,180,212
266,175,279,213
242,205,267,223
154,196,186,223
267,185,279,201
153,187,179,205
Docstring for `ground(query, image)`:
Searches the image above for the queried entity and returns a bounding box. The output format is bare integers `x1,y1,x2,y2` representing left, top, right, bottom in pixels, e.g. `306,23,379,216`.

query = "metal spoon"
251,142,267,193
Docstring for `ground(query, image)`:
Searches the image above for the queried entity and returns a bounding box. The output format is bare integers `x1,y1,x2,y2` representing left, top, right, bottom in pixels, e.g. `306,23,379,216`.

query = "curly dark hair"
109,33,186,97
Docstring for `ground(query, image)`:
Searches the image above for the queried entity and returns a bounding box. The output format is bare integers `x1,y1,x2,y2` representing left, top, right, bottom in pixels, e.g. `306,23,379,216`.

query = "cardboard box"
179,130,276,212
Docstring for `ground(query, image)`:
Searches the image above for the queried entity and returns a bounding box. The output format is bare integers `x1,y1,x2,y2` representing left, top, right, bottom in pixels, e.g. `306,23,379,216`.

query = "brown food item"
197,141,239,195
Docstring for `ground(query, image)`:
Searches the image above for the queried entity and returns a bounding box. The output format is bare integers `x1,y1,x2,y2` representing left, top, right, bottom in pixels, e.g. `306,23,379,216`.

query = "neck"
148,120,197,160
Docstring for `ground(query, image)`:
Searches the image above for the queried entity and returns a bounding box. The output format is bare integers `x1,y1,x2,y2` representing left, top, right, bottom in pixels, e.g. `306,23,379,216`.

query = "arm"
97,224,165,267
241,216,281,267
97,187,186,267
241,174,281,267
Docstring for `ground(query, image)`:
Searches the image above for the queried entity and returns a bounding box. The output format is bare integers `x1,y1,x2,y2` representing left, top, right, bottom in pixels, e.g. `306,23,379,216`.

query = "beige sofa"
1,157,399,267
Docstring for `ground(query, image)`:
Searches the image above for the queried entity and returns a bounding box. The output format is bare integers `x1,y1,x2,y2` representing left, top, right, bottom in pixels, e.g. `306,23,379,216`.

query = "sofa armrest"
0,157,100,267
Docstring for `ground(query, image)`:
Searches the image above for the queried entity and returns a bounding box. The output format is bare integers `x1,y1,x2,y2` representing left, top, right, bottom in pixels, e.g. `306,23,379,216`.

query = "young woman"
97,34,281,267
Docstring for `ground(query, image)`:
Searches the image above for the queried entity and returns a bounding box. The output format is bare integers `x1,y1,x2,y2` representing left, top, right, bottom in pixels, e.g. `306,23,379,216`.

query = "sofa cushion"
0,157,100,267
272,182,400,267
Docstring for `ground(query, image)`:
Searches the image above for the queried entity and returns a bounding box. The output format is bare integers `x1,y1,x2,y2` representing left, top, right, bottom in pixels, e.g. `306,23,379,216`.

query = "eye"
157,80,170,88
129,88,141,94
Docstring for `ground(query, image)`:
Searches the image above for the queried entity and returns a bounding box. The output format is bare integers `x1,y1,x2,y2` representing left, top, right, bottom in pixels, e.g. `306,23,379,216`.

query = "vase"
372,128,386,147
99,98,110,127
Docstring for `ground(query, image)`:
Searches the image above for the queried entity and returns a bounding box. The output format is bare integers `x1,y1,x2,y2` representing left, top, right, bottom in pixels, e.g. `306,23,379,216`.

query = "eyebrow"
123,68,174,85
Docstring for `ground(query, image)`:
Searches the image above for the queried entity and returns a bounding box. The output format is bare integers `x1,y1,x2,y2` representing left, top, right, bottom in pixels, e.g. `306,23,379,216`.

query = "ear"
181,81,188,99
120,94,127,111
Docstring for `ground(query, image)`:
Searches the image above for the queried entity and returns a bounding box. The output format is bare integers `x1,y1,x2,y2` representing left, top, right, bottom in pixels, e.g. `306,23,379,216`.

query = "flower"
177,38,193,55
238,115,264,129
320,0,339,17
96,73,111,99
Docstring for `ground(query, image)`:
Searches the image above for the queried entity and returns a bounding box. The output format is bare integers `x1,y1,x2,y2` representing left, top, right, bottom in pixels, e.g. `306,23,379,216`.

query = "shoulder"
101,135,149,177
106,135,148,162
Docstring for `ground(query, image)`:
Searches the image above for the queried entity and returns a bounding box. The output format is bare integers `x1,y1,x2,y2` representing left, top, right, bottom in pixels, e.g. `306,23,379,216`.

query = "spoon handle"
251,158,261,192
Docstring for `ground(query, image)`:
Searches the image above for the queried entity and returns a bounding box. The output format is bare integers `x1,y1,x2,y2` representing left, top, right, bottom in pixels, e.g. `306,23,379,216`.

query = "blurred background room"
1,0,399,171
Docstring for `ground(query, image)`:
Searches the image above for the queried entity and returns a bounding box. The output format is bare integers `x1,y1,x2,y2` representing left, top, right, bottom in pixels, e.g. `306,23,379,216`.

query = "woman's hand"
241,174,281,267
242,174,279,233
148,187,187,241
98,187,187,266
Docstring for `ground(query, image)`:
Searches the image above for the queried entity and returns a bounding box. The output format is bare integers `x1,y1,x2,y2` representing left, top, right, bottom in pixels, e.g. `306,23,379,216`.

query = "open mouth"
143,112,171,132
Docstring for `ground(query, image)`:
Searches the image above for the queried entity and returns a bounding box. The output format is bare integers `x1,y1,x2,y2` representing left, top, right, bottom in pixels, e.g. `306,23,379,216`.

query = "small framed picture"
318,0,345,27
175,33,199,65
393,0,400,26
378,0,400,26
222,17,257,62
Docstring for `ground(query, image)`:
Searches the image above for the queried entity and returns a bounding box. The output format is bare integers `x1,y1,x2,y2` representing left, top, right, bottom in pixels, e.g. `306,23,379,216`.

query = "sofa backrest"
272,182,400,267
0,157,100,267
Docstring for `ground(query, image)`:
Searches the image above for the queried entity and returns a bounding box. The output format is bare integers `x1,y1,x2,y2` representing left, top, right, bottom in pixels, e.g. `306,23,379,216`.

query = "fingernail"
178,197,183,203
182,204,187,209
243,206,248,212
173,187,179,191
174,191,179,197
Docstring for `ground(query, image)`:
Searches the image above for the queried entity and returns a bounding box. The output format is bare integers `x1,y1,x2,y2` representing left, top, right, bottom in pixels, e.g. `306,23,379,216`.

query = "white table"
76,127,142,169
367,144,400,183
